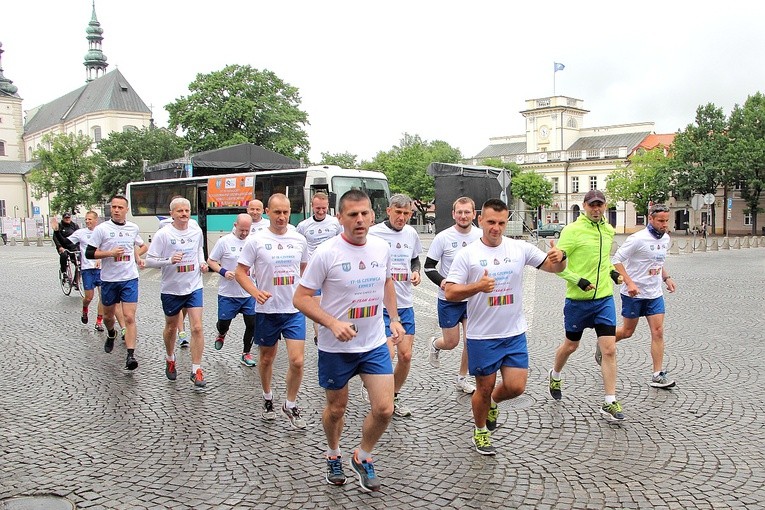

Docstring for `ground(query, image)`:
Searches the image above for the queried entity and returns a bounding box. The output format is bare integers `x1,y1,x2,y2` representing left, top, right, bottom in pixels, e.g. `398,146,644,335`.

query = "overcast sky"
4,1,765,163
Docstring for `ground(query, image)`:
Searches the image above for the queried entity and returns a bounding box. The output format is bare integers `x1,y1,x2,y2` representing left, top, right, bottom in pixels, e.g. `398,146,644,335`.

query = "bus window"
130,184,158,216
332,176,390,223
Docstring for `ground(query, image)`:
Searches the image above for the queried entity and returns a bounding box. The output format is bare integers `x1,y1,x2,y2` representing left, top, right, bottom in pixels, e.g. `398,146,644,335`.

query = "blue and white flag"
554,62,565,72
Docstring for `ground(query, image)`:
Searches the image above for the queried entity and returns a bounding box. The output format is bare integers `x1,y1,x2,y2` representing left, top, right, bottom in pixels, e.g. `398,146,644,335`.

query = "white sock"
166,355,175,362
356,448,372,461
326,448,341,458
653,371,662,377
605,395,616,404
551,370,562,379
285,400,297,409
191,364,201,373
263,391,273,401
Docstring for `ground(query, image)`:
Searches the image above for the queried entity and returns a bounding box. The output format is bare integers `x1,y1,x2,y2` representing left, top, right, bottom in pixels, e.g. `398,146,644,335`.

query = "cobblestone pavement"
1,240,764,509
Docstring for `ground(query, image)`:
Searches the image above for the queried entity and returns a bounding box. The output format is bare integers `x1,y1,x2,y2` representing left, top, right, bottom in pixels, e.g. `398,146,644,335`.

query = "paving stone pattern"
1,241,763,509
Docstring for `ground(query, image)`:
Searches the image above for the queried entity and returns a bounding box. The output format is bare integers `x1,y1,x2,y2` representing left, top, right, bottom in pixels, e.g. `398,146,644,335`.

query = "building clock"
539,126,550,140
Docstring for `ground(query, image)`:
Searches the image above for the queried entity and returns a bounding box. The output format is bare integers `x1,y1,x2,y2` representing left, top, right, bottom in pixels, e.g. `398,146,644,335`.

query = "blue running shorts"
383,307,415,336
564,296,616,332
81,268,102,291
161,288,203,317
254,312,306,346
466,333,529,377
318,342,393,390
217,295,256,320
101,278,139,306
620,294,665,319
437,299,468,329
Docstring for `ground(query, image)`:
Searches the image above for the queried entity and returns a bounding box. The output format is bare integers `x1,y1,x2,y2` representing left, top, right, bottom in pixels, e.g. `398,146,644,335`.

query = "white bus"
124,165,391,253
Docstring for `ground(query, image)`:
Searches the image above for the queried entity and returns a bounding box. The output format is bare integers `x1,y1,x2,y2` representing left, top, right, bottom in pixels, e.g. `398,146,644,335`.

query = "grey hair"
170,197,191,211
389,193,413,209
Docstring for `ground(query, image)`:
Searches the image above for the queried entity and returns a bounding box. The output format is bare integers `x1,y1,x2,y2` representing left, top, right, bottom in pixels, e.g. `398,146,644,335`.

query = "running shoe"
165,359,177,381
282,403,307,429
486,403,499,432
472,428,496,456
262,398,276,420
125,353,138,371
600,401,626,422
81,312,88,325
548,370,562,400
240,353,257,367
190,368,206,388
104,330,116,353
393,396,412,417
178,331,189,348
649,371,676,389
313,335,318,346
595,342,602,366
121,328,126,343
428,336,441,368
325,456,347,486
214,333,225,350
351,450,381,492
456,377,476,394
94,322,105,332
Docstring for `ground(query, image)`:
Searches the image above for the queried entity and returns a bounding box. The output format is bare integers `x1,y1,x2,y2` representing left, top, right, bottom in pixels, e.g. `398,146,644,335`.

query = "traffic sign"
728,197,733,209
690,194,704,211
703,193,715,205
495,170,511,191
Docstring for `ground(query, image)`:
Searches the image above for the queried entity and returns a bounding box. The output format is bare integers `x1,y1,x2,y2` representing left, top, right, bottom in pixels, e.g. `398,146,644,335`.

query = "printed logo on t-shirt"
273,276,295,285
342,262,351,272
488,294,514,306
348,304,378,319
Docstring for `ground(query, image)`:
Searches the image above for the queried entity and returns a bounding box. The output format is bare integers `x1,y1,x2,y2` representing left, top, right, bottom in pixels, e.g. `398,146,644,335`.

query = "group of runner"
53,188,676,492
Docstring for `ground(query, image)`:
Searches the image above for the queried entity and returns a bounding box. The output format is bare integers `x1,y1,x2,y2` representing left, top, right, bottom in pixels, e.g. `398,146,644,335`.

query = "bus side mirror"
329,192,337,210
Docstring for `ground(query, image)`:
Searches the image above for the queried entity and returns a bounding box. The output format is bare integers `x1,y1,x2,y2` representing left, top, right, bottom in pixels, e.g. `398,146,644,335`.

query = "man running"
207,213,257,367
425,196,482,394
145,197,209,388
235,194,309,428
247,199,270,235
547,189,626,422
368,193,422,417
296,192,342,344
86,195,147,370
294,189,404,492
606,203,677,388
445,199,566,455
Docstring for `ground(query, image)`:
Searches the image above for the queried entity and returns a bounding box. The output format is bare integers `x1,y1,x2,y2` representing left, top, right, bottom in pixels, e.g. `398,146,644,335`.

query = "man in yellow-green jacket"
547,190,625,422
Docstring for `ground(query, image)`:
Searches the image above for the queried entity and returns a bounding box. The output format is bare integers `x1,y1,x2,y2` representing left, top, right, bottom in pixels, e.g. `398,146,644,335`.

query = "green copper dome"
0,42,19,96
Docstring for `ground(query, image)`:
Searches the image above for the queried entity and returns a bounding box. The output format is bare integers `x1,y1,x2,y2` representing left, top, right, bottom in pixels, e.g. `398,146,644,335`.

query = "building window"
0,141,5,156
0,199,5,217
744,210,753,226
552,212,559,223
552,177,559,194
92,126,102,142
571,176,579,193
636,212,646,226
567,117,578,128
590,176,598,190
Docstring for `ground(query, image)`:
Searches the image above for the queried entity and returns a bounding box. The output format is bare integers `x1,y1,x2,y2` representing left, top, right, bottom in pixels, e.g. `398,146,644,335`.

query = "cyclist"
52,213,80,286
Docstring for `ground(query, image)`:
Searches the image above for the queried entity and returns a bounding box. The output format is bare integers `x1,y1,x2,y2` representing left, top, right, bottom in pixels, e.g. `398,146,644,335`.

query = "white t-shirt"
296,215,342,258
426,225,482,301
68,227,98,270
238,229,308,313
612,228,670,300
88,220,145,282
368,222,422,308
146,224,205,295
249,218,271,236
446,238,547,339
300,234,392,353
208,232,249,298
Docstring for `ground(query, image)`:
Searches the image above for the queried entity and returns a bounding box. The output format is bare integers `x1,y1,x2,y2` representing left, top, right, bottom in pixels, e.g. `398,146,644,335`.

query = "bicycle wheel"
63,263,74,296
75,268,84,298
59,267,72,295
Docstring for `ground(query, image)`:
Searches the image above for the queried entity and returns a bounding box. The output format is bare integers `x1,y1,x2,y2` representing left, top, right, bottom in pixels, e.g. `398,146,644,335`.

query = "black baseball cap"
584,190,606,204
62,212,72,218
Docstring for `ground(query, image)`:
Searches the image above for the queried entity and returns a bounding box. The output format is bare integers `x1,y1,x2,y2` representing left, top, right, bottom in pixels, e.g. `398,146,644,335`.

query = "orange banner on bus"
207,175,254,208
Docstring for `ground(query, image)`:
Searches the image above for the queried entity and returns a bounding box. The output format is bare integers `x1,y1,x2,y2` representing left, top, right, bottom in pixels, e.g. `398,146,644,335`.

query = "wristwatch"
389,316,401,323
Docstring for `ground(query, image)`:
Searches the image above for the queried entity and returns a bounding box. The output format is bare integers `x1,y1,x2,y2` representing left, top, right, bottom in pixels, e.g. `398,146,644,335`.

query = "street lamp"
13,205,19,218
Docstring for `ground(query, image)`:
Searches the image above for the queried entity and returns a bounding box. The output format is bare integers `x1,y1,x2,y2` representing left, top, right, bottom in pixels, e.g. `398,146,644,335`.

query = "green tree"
362,133,462,221
319,151,358,168
727,92,765,234
480,158,523,177
606,147,672,215
669,103,731,230
28,133,99,214
94,127,186,201
511,170,553,227
166,64,309,160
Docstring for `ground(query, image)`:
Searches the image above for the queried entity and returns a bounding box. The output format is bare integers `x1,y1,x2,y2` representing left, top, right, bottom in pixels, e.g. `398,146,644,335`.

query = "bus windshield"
331,176,390,222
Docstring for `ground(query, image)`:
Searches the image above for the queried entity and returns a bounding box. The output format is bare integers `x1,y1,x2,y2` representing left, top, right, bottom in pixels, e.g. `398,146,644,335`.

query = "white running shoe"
456,377,476,394
429,336,441,368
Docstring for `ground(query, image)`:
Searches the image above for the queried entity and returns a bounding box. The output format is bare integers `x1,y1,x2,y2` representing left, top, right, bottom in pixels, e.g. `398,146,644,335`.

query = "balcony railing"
504,147,629,165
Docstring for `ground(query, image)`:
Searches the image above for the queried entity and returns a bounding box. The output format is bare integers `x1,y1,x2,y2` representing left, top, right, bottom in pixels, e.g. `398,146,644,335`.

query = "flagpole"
553,64,556,96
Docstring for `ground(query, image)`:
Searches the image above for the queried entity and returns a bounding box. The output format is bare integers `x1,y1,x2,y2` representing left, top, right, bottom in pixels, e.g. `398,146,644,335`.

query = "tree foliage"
727,92,765,234
606,148,672,215
511,170,553,226
166,64,310,161
94,128,186,201
362,134,462,220
479,158,523,178
28,133,99,214
319,151,358,168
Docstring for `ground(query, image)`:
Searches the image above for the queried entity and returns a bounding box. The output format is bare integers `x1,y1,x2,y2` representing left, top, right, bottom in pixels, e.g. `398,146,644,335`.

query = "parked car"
535,223,565,238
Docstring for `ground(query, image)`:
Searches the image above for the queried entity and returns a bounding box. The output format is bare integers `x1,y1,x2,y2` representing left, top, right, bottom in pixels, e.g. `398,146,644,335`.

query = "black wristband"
663,276,672,282
577,278,592,291
610,270,622,284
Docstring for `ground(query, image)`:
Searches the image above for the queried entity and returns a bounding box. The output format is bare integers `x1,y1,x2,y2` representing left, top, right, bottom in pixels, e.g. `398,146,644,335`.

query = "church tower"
0,41,24,160
83,0,108,82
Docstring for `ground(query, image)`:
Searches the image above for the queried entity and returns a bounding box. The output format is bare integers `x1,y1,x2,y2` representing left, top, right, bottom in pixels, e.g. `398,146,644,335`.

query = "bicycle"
59,249,84,298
